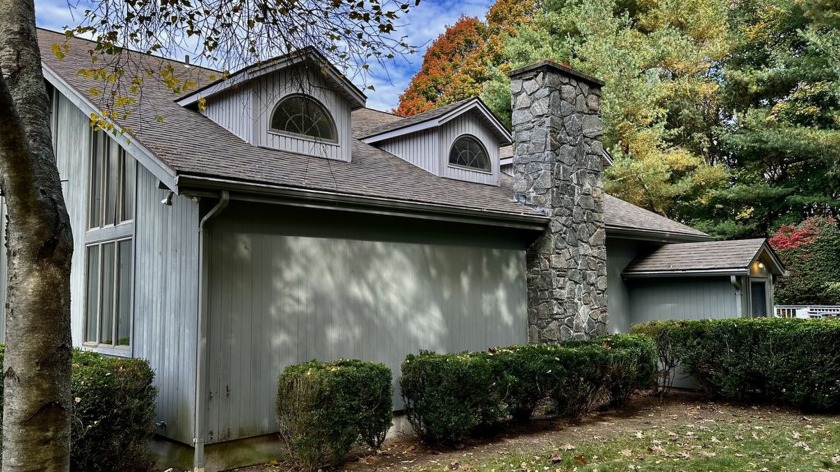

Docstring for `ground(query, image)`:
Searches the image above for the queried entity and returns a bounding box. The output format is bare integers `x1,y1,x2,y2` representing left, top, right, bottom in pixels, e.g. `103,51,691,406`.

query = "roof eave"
623,268,750,278
176,49,366,109
362,98,512,145
605,225,713,243
176,174,549,231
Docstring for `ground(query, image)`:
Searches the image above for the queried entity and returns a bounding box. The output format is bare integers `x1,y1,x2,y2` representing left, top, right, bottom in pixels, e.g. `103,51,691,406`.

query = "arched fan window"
448,135,491,171
270,95,337,142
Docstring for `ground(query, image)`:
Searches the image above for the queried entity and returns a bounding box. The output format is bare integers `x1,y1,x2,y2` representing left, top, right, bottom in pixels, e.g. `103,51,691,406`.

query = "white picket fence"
774,305,840,319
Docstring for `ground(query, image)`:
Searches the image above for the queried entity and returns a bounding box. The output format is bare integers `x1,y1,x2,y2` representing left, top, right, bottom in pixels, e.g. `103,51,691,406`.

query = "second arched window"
449,135,490,171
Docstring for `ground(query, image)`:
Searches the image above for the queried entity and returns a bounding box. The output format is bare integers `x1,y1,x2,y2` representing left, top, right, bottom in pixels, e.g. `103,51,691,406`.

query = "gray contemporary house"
0,29,783,471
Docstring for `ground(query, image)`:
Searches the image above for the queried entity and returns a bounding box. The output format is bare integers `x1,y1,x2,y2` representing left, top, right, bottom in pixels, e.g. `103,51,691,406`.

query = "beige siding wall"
628,277,741,323
53,91,93,344
133,166,201,444
439,112,501,186
378,129,440,175
203,203,528,443
47,90,201,444
202,88,253,142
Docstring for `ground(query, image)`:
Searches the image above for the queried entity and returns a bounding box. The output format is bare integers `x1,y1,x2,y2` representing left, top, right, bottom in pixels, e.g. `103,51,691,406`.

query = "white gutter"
193,191,230,472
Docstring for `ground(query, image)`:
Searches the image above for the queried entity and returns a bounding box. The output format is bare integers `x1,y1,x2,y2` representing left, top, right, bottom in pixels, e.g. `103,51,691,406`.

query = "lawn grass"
408,403,840,472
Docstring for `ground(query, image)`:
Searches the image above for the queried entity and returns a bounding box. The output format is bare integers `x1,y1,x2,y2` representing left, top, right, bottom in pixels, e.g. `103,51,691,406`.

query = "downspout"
193,191,229,472
730,276,742,318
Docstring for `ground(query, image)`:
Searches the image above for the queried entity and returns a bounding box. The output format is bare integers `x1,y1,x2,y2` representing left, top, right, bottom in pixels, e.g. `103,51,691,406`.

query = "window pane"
121,155,136,222
104,142,120,226
85,246,100,343
270,95,336,141
89,133,103,229
99,242,116,345
449,136,490,171
116,240,133,346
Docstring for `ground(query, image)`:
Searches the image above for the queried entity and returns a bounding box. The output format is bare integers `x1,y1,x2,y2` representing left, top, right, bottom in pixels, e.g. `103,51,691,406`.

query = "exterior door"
750,280,768,317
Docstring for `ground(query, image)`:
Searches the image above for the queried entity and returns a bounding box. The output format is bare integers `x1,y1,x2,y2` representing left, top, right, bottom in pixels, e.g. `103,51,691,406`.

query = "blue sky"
35,0,494,112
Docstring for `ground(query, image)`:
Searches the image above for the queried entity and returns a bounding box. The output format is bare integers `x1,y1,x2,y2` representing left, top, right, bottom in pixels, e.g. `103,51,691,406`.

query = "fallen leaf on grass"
792,431,801,439
619,449,632,457
648,445,667,455
699,451,717,458
832,454,840,464
793,441,812,452
573,455,587,465
634,431,644,439
710,436,721,443
549,453,563,464
560,444,576,451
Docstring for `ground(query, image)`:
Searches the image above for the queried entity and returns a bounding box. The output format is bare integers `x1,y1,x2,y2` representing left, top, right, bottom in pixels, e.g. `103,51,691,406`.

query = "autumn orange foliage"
395,0,537,116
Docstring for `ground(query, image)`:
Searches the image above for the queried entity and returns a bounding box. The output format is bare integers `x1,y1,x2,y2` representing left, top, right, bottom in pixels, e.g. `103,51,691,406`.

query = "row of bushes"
275,335,656,468
0,347,157,472
631,318,840,411
400,334,656,445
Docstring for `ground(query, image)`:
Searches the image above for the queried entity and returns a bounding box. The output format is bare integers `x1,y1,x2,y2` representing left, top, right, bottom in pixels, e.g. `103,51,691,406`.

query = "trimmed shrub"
276,359,392,470
400,351,501,445
0,347,157,472
401,335,657,444
70,351,157,472
632,318,840,411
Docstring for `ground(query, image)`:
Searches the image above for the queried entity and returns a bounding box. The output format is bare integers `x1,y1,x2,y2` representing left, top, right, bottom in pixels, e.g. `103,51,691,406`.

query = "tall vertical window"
85,130,135,350
89,130,136,229
84,240,133,346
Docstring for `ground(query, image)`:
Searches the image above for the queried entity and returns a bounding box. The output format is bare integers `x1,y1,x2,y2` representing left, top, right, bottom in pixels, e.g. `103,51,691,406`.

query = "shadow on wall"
204,202,532,442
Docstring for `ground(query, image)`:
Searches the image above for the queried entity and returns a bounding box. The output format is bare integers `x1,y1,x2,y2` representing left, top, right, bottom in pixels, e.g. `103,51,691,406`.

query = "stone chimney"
509,60,607,342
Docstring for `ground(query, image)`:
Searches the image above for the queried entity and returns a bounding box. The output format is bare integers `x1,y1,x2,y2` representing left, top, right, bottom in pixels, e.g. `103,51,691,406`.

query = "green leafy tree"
769,217,840,305
480,0,731,220
700,0,840,238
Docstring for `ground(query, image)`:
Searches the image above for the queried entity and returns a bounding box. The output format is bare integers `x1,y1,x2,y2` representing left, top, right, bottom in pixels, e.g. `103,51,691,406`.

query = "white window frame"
84,130,136,356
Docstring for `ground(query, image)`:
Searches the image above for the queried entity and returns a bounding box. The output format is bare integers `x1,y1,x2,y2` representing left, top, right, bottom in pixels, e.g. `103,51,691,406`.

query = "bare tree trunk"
0,0,74,470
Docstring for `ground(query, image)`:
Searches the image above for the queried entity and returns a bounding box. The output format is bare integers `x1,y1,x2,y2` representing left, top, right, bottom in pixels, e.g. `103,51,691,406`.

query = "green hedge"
399,351,503,445
400,335,656,445
276,359,392,470
0,347,157,472
632,318,840,411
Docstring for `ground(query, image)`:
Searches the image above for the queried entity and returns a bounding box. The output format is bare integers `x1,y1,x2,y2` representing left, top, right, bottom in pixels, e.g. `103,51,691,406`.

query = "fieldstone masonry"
509,60,608,342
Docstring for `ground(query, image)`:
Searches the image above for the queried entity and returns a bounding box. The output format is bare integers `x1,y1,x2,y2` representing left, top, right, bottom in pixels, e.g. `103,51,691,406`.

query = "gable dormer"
177,48,365,162
360,98,511,186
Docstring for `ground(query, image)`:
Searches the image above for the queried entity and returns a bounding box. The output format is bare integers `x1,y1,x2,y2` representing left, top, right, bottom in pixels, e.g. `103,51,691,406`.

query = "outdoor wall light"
161,191,174,206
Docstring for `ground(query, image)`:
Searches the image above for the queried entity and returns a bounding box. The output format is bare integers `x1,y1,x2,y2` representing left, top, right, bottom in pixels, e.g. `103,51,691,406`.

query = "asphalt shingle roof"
360,98,475,138
39,28,711,239
603,194,709,239
39,29,536,218
624,238,769,274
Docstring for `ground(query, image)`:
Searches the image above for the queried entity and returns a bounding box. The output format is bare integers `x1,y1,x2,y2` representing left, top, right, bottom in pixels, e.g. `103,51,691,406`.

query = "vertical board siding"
252,69,352,161
202,89,253,143
204,203,528,443
605,238,656,333
42,90,200,445
439,112,501,186
378,130,440,175
628,277,740,325
133,165,200,444
53,92,92,344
